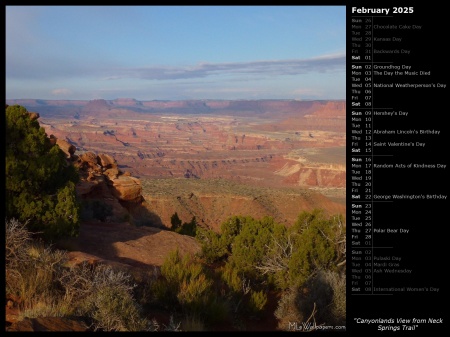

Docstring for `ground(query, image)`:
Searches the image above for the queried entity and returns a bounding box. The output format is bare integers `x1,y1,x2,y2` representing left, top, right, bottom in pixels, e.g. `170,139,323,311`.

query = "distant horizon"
6,97,346,102
5,97,346,103
6,6,345,101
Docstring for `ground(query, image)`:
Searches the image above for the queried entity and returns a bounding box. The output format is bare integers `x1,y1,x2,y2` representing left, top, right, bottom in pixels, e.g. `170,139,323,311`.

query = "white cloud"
111,54,346,81
51,88,72,96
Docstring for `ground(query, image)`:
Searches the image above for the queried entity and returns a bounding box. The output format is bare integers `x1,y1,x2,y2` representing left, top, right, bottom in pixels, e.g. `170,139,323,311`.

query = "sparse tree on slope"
6,105,81,241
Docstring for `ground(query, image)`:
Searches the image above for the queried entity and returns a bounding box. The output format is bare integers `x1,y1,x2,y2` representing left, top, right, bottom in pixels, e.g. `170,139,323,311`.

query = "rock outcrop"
97,153,116,168
107,175,143,202
56,138,76,158
27,111,147,223
73,151,143,204
28,111,40,121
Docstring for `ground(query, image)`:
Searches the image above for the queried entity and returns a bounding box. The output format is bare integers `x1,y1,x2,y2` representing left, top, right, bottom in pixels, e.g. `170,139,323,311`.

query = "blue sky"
6,6,345,101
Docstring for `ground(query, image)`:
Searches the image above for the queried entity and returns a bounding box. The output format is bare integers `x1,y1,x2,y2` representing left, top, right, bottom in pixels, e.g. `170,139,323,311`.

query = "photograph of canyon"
6,6,346,332
15,98,346,226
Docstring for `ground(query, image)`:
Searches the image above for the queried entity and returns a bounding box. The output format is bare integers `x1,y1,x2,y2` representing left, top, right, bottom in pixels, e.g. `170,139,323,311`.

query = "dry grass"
5,218,167,331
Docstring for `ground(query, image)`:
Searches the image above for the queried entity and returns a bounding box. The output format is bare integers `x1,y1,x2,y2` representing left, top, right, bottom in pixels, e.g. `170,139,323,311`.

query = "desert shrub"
191,210,346,328
195,227,227,263
221,262,244,293
326,270,346,324
157,250,213,314
160,249,202,290
17,296,74,321
170,212,182,231
219,215,246,253
285,209,345,288
229,216,282,282
176,216,198,237
177,273,213,312
275,270,346,330
21,244,67,300
211,210,345,292
90,285,148,331
6,218,68,311
6,218,32,274
60,262,150,331
298,270,346,326
248,290,268,317
219,262,259,318
197,215,285,274
155,249,231,326
297,271,333,326
169,213,198,237
274,287,304,331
